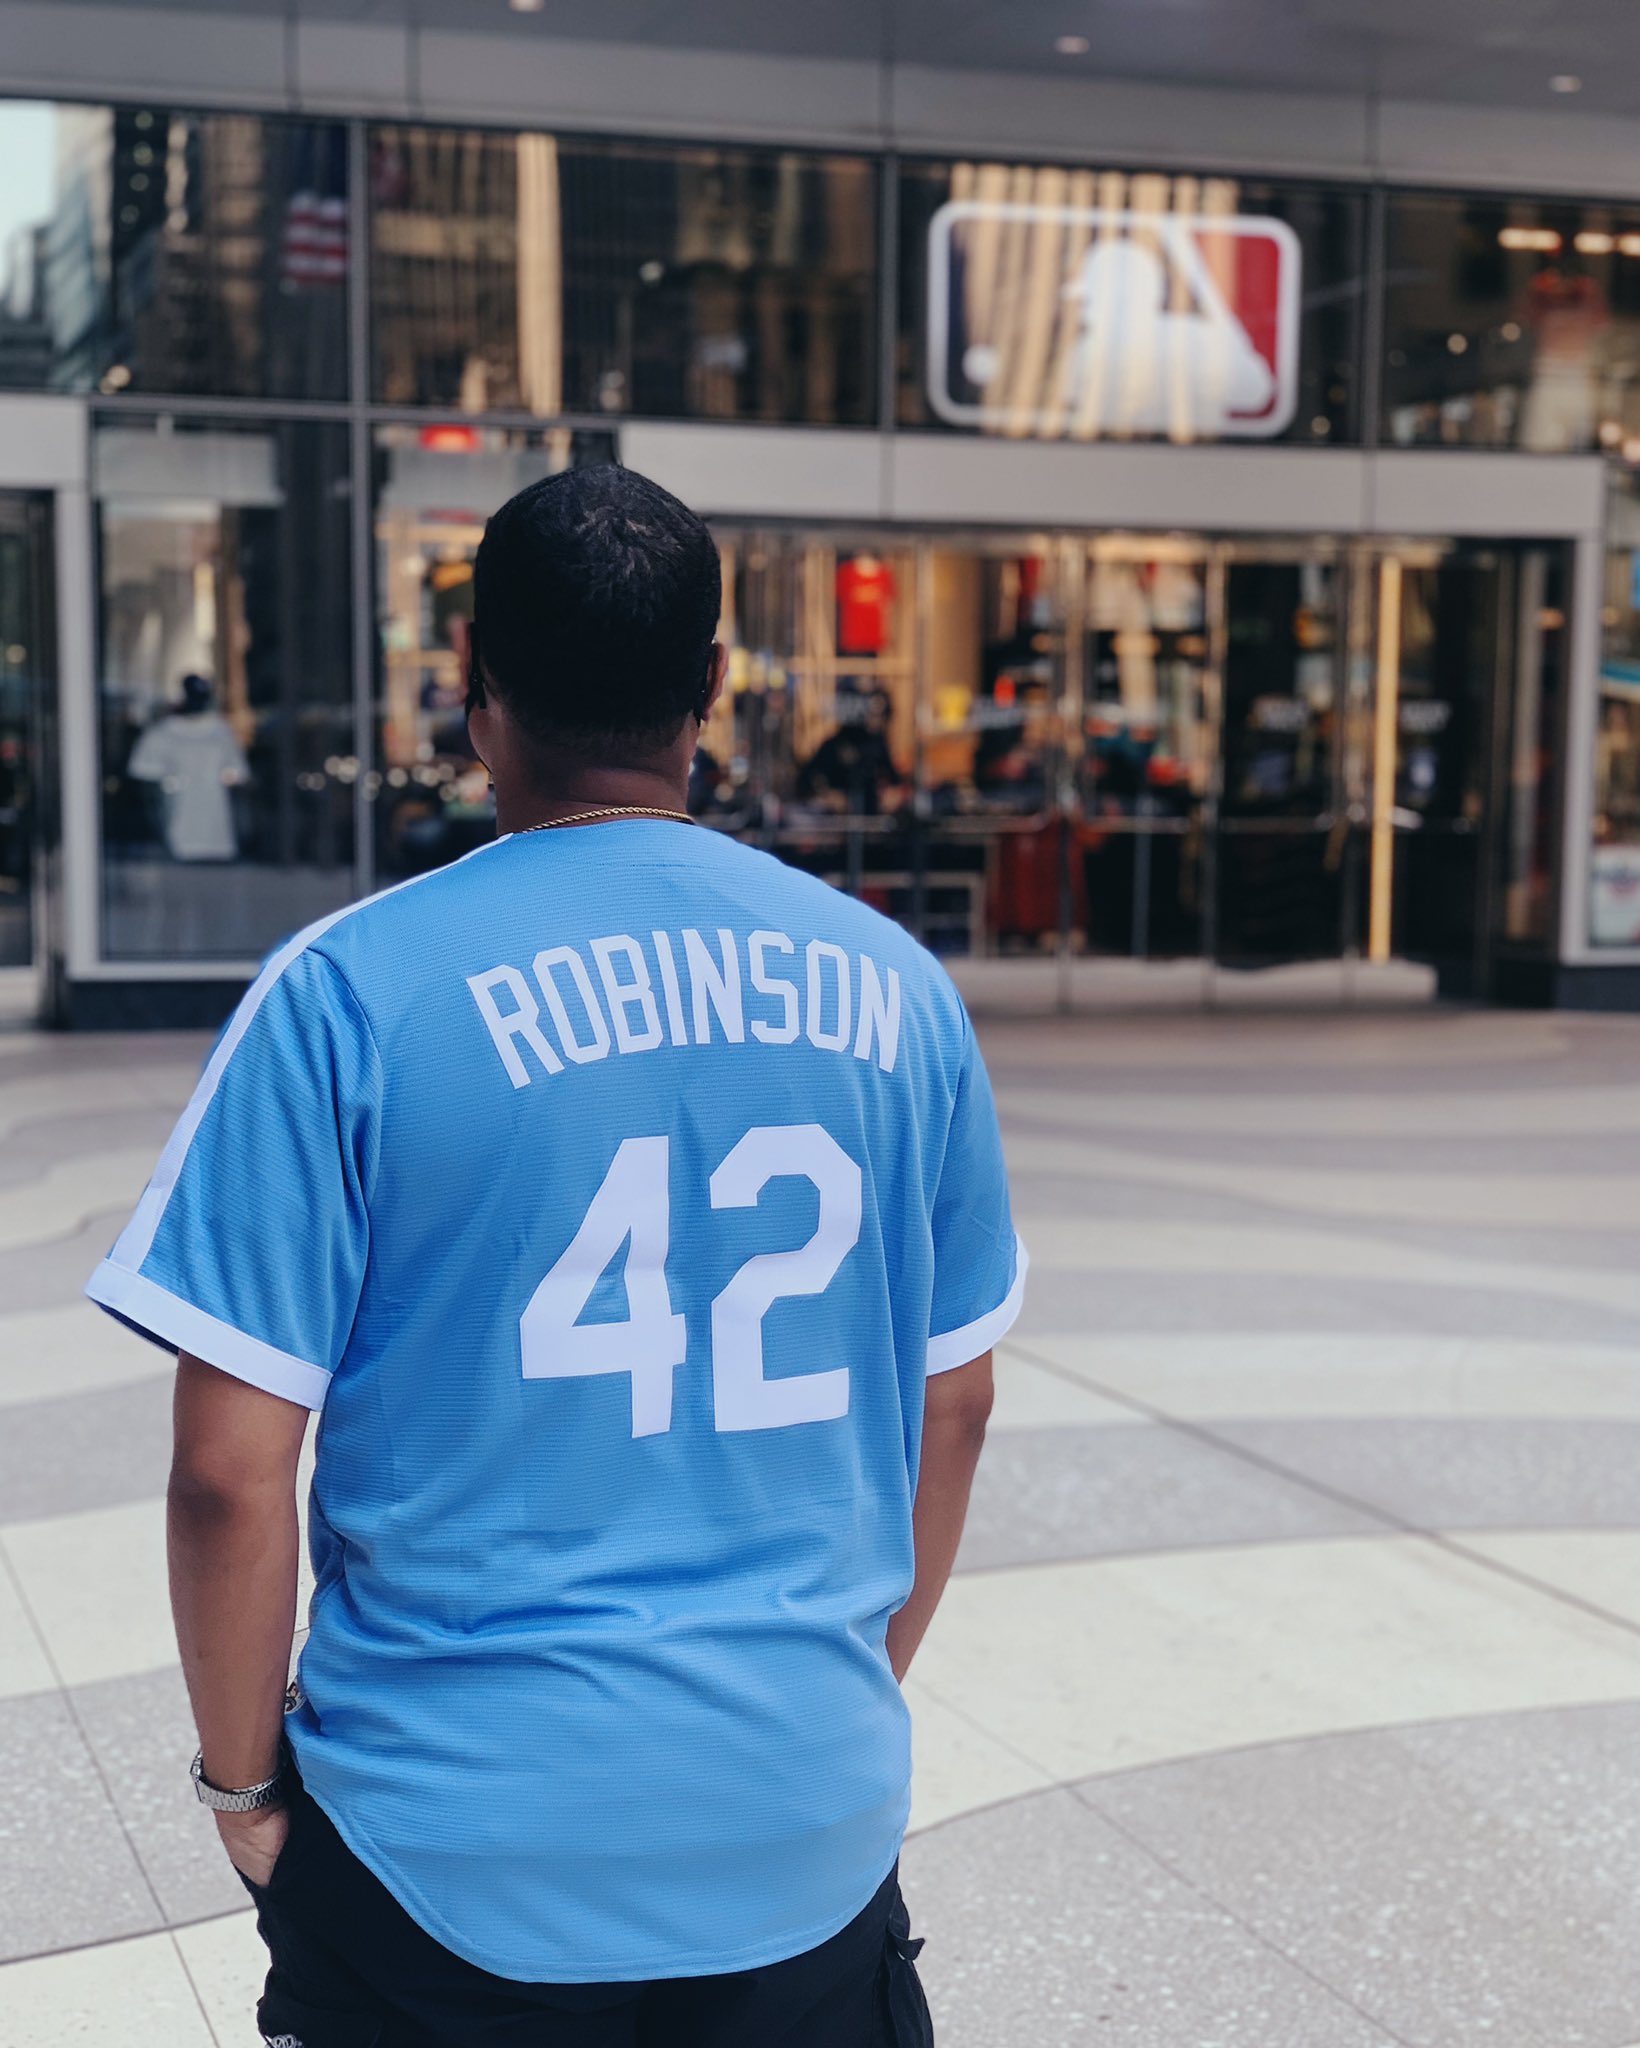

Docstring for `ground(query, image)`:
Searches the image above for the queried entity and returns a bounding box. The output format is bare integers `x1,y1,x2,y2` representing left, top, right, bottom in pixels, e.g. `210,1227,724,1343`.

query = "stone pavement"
5,1002,1640,2045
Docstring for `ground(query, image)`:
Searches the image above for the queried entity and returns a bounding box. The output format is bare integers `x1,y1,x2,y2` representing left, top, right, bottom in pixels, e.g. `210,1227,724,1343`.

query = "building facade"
3,7,1640,1021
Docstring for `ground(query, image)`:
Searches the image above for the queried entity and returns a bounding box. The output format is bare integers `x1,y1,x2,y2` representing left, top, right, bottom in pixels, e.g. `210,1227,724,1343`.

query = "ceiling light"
1550,73,1581,93
1577,231,1615,254
510,0,544,11
1055,34,1090,55
1498,226,1561,251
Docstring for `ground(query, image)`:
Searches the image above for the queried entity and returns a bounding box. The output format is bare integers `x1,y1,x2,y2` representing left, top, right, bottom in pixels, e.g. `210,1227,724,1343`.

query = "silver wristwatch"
190,1750,285,1813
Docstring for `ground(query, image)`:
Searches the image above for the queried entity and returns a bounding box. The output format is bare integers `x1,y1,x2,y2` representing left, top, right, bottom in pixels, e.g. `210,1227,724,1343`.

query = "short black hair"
471,464,721,760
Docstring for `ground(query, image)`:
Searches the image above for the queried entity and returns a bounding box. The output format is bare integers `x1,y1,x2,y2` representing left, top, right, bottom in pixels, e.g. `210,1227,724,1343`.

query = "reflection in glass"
97,418,354,959
1384,194,1640,451
0,101,348,399
371,128,876,424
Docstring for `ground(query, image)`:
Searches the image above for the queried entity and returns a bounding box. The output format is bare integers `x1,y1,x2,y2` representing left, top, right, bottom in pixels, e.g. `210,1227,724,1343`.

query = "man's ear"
460,618,495,771
461,617,485,713
698,641,728,723
467,699,495,774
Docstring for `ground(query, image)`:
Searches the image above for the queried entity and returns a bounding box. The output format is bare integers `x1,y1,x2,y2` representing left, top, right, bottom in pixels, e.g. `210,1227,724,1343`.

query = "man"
127,671,250,863
87,466,1025,2047
796,689,903,817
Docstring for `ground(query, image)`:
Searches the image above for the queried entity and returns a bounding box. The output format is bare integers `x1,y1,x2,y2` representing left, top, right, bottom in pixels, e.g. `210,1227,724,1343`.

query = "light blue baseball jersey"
87,821,1024,1983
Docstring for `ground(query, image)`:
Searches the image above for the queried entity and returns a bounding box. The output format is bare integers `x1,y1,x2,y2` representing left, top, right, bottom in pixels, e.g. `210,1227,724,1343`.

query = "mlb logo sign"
927,200,1302,441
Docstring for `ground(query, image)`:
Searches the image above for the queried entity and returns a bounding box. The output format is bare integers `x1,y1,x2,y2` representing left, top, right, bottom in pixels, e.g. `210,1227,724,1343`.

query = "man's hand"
215,1802,290,1888
170,1352,309,1893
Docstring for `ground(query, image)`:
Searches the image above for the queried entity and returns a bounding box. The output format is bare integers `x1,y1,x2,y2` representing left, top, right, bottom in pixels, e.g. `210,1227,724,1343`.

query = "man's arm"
169,1352,310,1883
886,1351,994,1682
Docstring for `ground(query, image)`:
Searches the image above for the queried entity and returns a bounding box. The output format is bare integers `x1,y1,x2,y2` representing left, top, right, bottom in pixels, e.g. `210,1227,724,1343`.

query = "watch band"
190,1750,285,1813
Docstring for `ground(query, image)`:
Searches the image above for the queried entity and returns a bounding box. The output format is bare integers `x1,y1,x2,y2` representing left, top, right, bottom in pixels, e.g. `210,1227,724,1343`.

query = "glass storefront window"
717,534,1147,959
1384,192,1640,452
924,546,1067,954
711,532,946,933
370,127,877,424
96,416,354,959
897,159,1366,444
372,423,616,887
0,101,348,399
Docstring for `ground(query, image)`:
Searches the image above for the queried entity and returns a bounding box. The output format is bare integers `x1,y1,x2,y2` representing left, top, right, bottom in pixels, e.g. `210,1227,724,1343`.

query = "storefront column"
1557,528,1605,974
54,478,99,1001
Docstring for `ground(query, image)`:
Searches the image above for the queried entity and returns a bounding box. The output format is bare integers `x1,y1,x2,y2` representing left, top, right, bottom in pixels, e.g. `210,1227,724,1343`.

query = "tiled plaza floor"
6,999,1640,2045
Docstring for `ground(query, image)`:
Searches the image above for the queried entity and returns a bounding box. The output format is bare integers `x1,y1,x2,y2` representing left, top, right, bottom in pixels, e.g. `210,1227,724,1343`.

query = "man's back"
92,820,1022,1981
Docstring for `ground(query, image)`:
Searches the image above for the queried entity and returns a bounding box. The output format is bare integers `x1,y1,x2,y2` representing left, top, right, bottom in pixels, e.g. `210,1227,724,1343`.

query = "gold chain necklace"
513,804,694,836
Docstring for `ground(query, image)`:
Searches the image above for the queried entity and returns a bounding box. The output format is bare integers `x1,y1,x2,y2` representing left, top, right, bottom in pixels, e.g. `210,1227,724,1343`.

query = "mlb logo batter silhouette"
928,199,1301,440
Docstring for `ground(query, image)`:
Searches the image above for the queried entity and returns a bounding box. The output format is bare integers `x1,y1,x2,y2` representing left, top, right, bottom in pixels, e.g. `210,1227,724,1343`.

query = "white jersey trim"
106,837,512,1277
926,1236,1028,1375
86,1260,332,1411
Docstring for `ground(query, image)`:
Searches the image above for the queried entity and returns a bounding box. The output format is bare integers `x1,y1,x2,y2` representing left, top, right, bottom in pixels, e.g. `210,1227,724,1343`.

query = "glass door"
1214,549,1347,968
0,492,53,974
925,539,1071,957
719,529,1069,959
1363,540,1568,995
1075,538,1212,961
717,530,927,931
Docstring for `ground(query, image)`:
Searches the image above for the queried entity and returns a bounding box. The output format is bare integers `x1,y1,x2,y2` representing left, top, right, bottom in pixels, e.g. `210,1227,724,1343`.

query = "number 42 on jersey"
520,1123,862,1439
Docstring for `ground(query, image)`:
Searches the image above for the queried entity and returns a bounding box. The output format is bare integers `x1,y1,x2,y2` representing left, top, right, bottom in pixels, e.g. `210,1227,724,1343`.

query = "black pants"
239,1778,934,2047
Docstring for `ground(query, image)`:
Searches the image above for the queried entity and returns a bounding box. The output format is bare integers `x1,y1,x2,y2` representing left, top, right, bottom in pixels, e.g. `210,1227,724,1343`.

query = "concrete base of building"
58,979,248,1033
45,956,1640,1029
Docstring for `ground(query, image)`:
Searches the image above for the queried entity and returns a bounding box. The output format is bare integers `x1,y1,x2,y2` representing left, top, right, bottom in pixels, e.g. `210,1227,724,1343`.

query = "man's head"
468,464,722,774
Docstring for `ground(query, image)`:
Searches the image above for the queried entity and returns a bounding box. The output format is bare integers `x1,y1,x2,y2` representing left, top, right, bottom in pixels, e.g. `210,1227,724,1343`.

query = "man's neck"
493,763,691,836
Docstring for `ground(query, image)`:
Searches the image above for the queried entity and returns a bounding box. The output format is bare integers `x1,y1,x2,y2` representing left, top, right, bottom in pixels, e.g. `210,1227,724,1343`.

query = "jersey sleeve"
926,1017,1027,1375
85,945,380,1410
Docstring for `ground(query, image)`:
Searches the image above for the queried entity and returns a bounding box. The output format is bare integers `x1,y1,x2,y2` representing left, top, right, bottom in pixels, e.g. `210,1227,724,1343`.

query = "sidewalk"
6,1006,1640,2044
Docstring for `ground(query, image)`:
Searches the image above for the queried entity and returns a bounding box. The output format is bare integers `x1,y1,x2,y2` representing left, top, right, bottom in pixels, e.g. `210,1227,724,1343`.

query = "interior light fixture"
510,0,545,12
1576,231,1615,254
1055,34,1091,55
1550,73,1582,93
1498,226,1562,251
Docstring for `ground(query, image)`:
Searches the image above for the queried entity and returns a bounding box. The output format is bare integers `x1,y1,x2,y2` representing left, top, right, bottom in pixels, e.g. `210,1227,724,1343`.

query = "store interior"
369,483,1567,986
